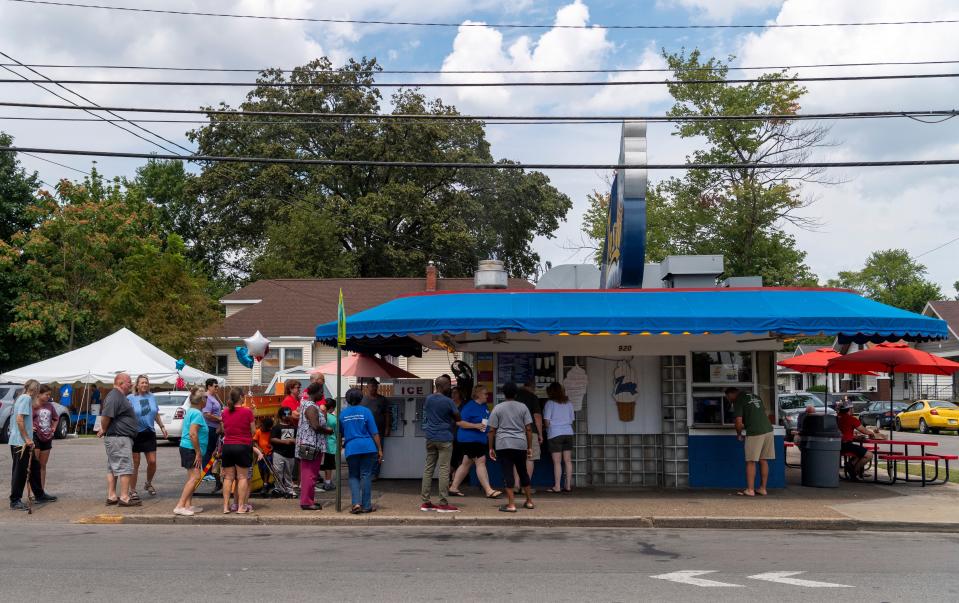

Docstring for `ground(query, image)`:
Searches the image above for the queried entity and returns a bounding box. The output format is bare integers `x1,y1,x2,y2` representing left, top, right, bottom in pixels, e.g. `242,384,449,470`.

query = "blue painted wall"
688,433,786,489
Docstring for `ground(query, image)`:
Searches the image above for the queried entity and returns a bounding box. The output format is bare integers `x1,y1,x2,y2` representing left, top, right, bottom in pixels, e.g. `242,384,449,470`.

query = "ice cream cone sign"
613,359,639,422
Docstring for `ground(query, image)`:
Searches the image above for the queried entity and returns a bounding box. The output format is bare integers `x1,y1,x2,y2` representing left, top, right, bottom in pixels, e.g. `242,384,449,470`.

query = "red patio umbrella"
826,342,959,439
778,348,876,412
311,353,419,379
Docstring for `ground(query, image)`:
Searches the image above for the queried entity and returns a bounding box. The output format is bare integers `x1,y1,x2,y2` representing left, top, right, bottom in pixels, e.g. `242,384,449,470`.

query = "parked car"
778,392,835,440
858,400,909,428
154,391,192,443
894,399,959,434
0,383,72,443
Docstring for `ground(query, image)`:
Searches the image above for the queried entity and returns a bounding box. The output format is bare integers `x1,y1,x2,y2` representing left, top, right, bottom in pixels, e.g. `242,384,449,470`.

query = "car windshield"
928,400,958,409
0,386,11,398
155,395,188,406
780,397,819,410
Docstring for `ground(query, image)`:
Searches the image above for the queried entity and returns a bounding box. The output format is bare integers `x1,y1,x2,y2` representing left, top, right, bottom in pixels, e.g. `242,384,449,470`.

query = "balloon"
244,330,271,362
175,358,186,371
175,376,186,390
235,346,254,369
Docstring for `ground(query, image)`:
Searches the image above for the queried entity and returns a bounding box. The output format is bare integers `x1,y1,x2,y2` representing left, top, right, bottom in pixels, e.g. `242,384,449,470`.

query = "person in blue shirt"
173,388,210,517
127,375,168,498
449,384,501,499
8,380,57,510
419,375,461,513
339,388,383,514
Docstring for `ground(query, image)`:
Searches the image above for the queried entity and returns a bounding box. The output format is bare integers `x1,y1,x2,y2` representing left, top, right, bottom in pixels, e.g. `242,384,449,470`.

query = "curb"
75,513,959,532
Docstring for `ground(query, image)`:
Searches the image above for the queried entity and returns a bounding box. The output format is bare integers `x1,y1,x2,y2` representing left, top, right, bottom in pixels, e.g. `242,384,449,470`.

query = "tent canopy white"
0,328,222,386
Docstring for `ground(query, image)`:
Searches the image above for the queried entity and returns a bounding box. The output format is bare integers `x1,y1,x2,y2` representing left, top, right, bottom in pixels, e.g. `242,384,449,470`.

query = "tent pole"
335,343,342,513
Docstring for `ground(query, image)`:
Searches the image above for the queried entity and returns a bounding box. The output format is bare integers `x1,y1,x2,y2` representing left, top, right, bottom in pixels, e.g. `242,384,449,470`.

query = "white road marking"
748,571,854,588
650,570,743,588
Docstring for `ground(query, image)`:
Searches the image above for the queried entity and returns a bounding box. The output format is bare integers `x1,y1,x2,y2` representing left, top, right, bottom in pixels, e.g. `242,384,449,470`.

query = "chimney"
474,259,508,289
425,261,437,292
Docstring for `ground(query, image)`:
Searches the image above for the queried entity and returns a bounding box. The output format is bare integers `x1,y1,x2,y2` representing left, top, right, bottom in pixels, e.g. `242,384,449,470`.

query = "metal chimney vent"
474,259,508,289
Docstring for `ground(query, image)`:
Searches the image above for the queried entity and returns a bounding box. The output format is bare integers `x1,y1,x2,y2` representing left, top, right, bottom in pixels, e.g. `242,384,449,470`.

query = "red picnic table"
859,438,957,486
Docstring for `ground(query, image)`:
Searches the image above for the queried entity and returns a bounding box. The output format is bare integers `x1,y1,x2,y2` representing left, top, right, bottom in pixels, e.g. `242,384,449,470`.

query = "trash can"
799,414,841,488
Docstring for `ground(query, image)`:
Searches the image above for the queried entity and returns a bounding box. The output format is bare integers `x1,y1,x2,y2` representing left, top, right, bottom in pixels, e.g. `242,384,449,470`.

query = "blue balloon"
175,358,186,371
235,346,254,369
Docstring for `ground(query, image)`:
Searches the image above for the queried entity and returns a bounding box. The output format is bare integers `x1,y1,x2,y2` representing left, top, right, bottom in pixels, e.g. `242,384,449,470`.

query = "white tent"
0,328,221,385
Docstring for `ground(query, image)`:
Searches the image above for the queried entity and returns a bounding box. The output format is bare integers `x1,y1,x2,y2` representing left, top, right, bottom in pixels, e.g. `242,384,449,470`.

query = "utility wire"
6,59,959,74
10,0,959,30
2,101,957,123
5,146,959,170
20,151,90,175
916,235,959,258
0,51,189,155
6,72,959,87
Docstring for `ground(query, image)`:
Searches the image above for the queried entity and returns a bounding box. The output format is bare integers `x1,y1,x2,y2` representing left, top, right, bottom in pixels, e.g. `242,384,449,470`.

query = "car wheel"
894,418,902,432
55,415,70,439
0,418,9,444
919,418,929,434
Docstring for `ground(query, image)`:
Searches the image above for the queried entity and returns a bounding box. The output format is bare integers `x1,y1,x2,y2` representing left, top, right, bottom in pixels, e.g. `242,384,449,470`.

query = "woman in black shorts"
220,388,261,514
449,385,501,499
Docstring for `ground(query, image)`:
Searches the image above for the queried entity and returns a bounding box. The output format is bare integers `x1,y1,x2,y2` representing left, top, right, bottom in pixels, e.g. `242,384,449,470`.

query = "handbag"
296,442,319,461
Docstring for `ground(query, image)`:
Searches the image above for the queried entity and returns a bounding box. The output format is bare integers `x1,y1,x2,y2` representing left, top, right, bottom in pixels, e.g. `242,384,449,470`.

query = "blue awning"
315,288,949,356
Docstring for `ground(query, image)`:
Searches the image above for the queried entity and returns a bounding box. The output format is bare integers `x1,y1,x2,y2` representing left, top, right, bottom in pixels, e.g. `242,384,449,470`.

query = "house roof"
218,277,534,339
925,300,959,340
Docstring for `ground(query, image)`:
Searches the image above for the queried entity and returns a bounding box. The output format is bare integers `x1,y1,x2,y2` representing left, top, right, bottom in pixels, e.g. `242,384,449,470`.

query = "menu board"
496,352,557,399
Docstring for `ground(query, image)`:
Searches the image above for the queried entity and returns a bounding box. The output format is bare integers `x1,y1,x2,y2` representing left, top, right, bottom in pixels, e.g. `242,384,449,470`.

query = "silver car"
154,391,192,443
0,383,72,443
778,392,835,440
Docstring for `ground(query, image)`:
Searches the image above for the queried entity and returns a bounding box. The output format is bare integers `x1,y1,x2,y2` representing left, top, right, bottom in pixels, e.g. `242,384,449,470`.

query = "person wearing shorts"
128,375,168,499
838,403,883,480
515,381,543,490
32,390,59,495
174,388,209,517
449,385,501,499
731,387,775,497
97,373,141,507
543,382,576,493
488,382,534,513
221,388,260,514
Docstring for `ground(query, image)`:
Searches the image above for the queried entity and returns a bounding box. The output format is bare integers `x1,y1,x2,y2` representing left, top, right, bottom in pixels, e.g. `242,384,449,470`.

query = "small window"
284,348,302,368
215,355,228,376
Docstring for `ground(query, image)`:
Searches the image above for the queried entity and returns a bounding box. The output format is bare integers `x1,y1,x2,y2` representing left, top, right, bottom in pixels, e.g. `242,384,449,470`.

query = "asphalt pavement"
0,524,956,601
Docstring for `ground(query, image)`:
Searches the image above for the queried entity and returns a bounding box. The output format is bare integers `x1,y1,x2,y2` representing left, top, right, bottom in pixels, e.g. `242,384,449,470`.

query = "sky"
1,0,958,292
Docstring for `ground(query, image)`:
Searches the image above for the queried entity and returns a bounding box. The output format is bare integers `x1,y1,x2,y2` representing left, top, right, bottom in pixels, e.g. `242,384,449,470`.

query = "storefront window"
691,351,754,426
495,352,557,400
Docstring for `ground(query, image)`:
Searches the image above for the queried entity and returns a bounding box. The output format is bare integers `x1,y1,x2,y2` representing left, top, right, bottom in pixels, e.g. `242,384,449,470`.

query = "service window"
691,351,755,426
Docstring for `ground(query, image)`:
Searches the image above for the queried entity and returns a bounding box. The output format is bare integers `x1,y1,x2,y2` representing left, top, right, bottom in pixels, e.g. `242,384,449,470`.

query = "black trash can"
799,414,841,488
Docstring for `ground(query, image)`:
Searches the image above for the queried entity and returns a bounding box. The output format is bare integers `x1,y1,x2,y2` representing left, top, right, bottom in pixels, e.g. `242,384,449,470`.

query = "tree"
0,134,41,368
186,57,571,282
580,50,824,285
4,169,220,366
828,249,943,313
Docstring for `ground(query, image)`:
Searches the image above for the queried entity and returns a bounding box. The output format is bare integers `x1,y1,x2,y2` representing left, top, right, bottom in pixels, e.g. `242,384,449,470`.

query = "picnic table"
859,438,957,486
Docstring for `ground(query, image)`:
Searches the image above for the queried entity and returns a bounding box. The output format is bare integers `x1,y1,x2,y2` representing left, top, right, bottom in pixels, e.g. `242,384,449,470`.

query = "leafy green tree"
4,169,220,365
187,57,570,282
828,249,943,313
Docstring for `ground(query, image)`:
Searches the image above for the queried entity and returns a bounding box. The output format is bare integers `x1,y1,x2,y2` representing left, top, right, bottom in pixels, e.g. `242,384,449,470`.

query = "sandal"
145,482,157,496
350,505,362,514
498,504,517,513
486,490,503,499
105,498,119,506
544,488,562,493
737,490,756,497
523,501,535,510
448,490,466,497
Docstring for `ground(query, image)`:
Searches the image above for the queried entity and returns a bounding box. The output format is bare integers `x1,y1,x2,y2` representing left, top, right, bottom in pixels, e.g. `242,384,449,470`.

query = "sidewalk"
4,438,958,531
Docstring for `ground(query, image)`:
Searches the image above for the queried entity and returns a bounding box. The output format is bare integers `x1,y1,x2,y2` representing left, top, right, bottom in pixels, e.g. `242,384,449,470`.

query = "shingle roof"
217,277,534,338
927,300,959,338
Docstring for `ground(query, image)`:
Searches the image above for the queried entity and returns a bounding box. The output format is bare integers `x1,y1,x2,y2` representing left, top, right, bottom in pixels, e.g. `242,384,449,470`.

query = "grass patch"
901,462,959,484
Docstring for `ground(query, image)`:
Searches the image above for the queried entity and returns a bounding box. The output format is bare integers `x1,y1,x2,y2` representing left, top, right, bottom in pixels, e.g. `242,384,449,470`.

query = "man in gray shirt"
97,373,141,506
361,379,392,479
488,382,534,513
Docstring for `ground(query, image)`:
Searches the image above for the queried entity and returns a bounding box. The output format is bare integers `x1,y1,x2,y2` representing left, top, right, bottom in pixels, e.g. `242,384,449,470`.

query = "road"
0,525,956,601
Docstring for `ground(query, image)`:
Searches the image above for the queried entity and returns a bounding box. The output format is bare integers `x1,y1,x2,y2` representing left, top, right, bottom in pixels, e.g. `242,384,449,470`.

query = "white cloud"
661,0,784,23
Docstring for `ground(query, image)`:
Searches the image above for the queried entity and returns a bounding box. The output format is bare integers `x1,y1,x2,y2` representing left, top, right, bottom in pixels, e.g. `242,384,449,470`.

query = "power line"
0,51,189,155
6,59,959,74
6,72,959,88
10,0,959,30
916,235,959,258
20,151,90,175
5,146,959,170
2,101,958,123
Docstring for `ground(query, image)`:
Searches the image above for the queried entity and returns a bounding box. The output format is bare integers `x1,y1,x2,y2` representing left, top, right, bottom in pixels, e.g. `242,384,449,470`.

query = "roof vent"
475,259,508,289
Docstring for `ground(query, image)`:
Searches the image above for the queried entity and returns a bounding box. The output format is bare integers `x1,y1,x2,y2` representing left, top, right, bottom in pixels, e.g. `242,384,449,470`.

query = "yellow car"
894,399,959,434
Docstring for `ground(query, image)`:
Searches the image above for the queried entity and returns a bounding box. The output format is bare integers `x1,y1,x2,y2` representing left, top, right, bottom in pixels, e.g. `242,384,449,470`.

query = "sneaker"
9,500,28,511
420,502,437,512
435,504,460,513
323,482,335,491
36,494,58,503
188,506,204,514
173,506,194,517
202,475,215,482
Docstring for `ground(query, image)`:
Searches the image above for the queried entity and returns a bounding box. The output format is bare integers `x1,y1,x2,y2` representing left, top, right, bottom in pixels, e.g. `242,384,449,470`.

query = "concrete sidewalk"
4,438,959,531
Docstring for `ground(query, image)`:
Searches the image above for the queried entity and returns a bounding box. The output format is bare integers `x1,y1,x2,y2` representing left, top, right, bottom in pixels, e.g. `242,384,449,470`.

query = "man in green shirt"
730,387,774,497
